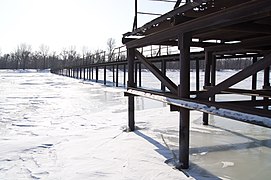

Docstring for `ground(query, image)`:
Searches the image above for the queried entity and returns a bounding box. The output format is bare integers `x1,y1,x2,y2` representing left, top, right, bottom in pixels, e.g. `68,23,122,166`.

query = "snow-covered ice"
0,70,271,179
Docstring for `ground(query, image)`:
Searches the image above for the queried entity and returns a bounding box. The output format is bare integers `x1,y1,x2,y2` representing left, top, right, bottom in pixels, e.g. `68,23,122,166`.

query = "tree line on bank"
0,38,118,70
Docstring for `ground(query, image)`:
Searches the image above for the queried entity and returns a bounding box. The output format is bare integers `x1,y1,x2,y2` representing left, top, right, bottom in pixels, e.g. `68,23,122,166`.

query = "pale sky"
0,0,175,54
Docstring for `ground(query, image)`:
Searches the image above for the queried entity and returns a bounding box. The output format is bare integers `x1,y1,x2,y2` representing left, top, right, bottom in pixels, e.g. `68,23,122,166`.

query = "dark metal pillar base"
179,108,190,169
203,113,209,125
128,48,136,131
128,95,135,131
178,33,191,169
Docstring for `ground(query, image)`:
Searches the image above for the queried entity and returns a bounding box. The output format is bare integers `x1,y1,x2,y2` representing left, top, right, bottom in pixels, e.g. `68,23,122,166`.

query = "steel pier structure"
123,0,271,169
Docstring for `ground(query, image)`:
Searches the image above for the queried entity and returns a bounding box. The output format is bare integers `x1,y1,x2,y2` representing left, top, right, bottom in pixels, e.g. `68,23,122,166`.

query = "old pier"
52,0,271,169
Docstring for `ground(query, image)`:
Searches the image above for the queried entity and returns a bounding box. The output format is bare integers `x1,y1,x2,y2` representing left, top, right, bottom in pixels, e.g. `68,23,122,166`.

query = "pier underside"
123,0,271,169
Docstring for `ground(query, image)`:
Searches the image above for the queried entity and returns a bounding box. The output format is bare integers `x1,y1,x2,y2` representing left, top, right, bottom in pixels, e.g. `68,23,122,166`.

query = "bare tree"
60,48,68,60
67,46,78,65
107,38,116,62
60,48,69,67
82,48,93,65
39,44,49,69
82,46,90,65
94,49,105,63
15,43,32,69
31,51,42,69
48,51,59,69
0,53,8,69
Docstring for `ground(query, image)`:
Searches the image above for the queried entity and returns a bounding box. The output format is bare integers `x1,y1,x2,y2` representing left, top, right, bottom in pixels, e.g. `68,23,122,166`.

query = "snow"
1,70,271,179
0,70,189,179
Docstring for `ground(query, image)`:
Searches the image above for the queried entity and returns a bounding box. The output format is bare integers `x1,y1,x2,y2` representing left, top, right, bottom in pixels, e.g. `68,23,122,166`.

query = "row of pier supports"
53,56,204,93
56,64,128,87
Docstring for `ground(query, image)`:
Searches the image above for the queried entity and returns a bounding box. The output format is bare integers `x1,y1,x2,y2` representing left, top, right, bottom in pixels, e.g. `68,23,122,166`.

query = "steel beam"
198,52,271,98
205,35,271,52
174,0,183,9
126,89,271,128
218,99,271,107
135,50,178,95
221,88,271,98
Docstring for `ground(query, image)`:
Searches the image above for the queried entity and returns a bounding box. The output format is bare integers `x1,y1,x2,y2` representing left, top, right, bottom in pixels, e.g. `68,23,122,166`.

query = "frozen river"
0,70,271,179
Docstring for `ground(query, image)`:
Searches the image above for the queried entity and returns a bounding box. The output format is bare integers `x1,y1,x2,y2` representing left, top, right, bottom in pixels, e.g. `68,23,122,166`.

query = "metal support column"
116,64,119,87
104,66,107,85
79,68,82,79
264,66,270,88
203,51,213,125
252,56,257,101
178,33,191,169
128,48,135,131
133,0,138,31
138,63,142,87
196,58,200,92
91,67,94,80
135,63,138,86
124,64,126,86
96,66,98,82
161,60,166,91
211,55,216,102
263,65,270,110
113,65,115,84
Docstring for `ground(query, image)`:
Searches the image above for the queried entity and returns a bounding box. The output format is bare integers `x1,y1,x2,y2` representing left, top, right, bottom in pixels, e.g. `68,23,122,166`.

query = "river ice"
0,70,270,179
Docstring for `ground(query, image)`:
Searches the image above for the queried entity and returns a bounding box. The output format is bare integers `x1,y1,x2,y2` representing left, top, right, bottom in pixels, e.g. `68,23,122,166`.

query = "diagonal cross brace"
174,0,183,9
135,50,178,95
197,52,271,98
